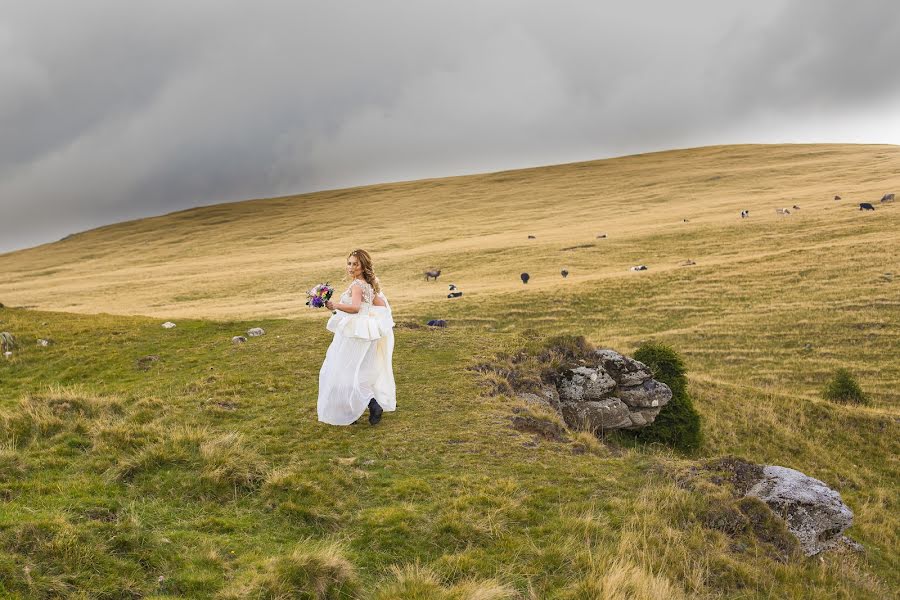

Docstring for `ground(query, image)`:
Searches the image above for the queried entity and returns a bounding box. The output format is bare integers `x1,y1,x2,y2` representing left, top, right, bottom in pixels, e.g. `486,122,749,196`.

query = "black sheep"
859,203,875,211
561,269,569,278
521,272,530,284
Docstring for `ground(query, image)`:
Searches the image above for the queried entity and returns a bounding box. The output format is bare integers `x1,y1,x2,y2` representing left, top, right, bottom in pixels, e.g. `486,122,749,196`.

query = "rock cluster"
523,348,672,433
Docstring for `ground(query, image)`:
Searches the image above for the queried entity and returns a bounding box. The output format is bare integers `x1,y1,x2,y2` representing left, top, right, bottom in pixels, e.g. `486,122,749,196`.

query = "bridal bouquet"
306,282,335,308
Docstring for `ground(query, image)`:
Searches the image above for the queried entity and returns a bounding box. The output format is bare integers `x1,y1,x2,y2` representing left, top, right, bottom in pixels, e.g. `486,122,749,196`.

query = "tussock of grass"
0,446,27,481
219,541,359,600
374,563,516,600
111,426,267,494
571,430,611,456
560,556,685,600
510,401,569,442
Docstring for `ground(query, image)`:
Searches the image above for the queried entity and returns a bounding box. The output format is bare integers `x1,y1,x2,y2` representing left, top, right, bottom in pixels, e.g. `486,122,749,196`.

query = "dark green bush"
630,343,702,453
822,368,869,405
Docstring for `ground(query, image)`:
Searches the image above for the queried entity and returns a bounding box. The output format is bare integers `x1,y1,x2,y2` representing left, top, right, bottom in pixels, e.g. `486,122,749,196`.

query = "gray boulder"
559,397,633,431
594,349,652,386
558,367,616,402
247,327,265,337
617,379,672,409
747,465,854,556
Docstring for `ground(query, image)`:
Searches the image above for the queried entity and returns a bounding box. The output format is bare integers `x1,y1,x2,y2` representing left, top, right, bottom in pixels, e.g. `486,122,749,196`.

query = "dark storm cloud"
2,0,899,253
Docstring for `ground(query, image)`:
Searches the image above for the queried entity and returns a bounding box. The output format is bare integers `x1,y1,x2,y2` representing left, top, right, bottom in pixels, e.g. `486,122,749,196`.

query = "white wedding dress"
317,279,396,425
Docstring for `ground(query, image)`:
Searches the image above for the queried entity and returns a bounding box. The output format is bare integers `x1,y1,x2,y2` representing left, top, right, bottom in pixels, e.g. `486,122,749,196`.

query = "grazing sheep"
792,205,801,210
424,269,441,281
859,203,875,211
881,193,895,202
427,319,448,328
775,208,791,216
740,210,749,218
682,219,690,223
561,269,569,278
834,195,841,200
596,233,607,239
527,235,536,239
681,259,696,266
630,265,648,271
520,272,530,284
447,284,463,299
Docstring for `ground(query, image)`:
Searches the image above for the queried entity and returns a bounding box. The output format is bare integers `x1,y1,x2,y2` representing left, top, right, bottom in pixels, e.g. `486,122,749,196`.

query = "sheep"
447,283,462,299
859,203,875,211
427,319,448,328
881,193,895,202
596,233,607,239
740,210,749,218
775,208,791,216
630,265,648,271
561,269,569,278
792,205,801,210
527,235,536,239
424,269,441,281
834,195,841,200
520,272,530,284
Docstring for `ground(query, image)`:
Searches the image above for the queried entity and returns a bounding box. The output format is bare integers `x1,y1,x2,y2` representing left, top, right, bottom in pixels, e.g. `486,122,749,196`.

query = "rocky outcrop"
747,465,855,556
554,349,672,432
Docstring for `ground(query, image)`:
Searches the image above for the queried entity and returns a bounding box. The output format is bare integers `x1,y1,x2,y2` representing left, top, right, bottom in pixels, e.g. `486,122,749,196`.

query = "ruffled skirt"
317,305,396,425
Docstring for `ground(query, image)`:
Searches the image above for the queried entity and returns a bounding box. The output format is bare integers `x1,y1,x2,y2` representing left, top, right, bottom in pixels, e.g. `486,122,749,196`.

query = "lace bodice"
340,279,375,305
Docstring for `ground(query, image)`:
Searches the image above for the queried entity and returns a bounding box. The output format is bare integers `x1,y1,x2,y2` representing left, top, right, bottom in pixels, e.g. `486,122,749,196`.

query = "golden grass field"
2,143,897,319
1,143,899,598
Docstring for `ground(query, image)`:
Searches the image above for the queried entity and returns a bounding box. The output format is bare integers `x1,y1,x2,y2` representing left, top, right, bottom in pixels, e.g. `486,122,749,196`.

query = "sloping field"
2,144,898,319
1,144,898,597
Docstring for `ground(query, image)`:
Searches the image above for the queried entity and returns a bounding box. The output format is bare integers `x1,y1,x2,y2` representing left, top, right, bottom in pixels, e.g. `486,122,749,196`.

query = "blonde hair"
347,249,381,294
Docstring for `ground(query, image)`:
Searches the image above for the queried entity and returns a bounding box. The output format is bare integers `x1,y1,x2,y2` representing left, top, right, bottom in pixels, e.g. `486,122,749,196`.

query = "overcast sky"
2,1,900,253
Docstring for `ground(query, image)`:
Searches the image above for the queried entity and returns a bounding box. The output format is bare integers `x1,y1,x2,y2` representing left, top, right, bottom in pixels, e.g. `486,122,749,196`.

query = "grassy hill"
1,144,898,598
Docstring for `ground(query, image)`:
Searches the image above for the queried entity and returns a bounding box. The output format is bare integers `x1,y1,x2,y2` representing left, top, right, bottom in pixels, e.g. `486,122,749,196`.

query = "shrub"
630,343,702,453
822,368,869,405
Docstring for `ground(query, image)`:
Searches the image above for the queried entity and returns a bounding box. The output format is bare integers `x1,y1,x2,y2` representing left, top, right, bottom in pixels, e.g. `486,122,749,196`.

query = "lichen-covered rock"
517,385,561,412
559,397,633,432
747,465,854,556
558,367,616,402
594,349,652,386
616,379,673,409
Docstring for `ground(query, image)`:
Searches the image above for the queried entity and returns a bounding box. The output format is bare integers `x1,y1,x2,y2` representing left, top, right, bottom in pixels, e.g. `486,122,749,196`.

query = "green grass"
0,306,897,598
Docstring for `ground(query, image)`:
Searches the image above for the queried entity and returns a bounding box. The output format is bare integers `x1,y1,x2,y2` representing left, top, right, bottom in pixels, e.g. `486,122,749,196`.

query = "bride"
318,249,396,425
